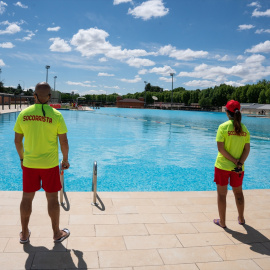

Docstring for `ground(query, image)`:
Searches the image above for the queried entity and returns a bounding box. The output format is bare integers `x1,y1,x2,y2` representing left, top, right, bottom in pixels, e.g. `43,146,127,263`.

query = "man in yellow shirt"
14,82,70,244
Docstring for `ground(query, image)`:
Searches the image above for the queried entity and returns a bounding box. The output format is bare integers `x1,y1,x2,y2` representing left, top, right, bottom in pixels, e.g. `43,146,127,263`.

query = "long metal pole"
170,73,174,110
60,170,64,205
91,161,98,206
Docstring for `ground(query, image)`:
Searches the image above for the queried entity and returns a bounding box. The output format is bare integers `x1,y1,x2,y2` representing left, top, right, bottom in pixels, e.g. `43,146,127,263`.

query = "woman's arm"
217,142,238,165
239,143,250,165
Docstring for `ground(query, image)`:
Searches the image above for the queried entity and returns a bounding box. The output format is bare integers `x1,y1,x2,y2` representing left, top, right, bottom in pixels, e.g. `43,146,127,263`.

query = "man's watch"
20,159,23,162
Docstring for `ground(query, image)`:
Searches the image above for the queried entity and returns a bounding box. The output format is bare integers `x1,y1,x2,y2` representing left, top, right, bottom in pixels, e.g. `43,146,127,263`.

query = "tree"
199,97,212,108
258,90,266,104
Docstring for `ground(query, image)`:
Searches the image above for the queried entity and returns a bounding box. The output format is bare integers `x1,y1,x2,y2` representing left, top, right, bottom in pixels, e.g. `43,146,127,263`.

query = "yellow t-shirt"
14,104,68,169
215,120,250,171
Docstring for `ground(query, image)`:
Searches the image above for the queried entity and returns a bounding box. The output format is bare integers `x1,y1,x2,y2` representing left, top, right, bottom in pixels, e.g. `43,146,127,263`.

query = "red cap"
225,100,240,113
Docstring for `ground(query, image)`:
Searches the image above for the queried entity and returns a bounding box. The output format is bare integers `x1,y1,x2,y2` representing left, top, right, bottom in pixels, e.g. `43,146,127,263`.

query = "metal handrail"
91,161,98,206
60,169,64,205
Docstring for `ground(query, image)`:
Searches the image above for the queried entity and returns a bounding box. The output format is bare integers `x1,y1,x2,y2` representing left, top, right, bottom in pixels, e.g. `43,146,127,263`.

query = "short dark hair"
35,82,51,92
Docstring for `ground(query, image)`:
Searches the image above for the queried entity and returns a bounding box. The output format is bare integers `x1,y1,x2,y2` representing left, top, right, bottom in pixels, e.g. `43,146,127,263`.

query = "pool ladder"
91,161,99,206
59,161,98,206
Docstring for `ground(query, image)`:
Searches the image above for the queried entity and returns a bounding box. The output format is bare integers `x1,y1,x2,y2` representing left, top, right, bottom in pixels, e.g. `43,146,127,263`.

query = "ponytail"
233,109,242,135
227,109,242,135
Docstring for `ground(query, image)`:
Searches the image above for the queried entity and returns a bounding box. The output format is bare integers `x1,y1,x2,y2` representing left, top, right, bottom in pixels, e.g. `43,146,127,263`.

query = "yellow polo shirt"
14,104,68,169
215,120,250,171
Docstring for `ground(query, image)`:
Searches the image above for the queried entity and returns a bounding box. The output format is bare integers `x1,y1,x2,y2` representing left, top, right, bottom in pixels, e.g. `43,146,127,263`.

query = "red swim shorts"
214,167,244,187
22,166,62,193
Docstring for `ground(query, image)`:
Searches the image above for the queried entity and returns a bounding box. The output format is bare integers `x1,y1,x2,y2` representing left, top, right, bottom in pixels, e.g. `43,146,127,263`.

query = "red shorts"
22,166,62,193
214,167,244,187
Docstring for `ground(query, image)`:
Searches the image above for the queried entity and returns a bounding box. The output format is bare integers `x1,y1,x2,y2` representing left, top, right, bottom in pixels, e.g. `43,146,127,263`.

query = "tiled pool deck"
0,190,269,269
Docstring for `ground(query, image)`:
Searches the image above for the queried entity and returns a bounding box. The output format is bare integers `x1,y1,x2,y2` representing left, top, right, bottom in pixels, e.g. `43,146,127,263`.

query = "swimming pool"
1,108,270,191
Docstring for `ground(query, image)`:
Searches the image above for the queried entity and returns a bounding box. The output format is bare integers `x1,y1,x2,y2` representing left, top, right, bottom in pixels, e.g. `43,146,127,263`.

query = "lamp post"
144,81,147,108
54,76,57,91
45,65,50,83
0,68,2,82
170,73,174,110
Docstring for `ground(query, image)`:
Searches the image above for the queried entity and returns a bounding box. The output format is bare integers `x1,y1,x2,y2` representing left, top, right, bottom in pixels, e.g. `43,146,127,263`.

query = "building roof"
118,99,144,103
238,103,270,110
257,104,270,110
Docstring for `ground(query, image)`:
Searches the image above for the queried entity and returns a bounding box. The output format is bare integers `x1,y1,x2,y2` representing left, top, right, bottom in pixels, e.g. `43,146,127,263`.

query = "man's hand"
61,160,70,170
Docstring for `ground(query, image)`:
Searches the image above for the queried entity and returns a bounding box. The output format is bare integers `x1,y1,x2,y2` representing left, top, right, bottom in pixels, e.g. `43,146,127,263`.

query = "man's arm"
58,133,70,170
14,132,24,168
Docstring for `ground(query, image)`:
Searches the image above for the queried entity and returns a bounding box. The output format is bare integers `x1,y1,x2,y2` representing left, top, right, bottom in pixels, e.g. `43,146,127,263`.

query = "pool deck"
0,190,269,269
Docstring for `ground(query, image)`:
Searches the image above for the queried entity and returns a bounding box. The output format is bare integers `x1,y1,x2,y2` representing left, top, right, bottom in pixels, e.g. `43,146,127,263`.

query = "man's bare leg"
216,184,228,227
232,185,245,224
20,192,35,240
46,192,67,240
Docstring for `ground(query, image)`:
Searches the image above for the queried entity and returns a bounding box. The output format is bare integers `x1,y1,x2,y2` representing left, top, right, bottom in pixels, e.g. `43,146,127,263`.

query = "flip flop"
238,217,245,225
54,228,70,243
20,229,31,244
213,219,227,229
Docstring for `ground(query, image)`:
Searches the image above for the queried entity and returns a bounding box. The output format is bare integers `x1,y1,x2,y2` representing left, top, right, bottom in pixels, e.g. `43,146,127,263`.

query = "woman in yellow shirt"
213,100,250,228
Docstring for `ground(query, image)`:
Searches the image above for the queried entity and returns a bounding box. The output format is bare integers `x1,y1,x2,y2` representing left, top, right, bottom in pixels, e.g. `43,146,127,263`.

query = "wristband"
20,159,23,162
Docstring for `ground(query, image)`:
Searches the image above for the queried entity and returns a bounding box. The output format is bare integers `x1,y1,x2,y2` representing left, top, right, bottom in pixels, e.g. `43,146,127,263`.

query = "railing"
60,169,64,205
91,161,99,206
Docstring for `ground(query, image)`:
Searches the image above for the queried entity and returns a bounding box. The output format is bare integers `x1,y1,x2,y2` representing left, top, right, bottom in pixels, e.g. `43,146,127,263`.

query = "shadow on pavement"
23,242,87,269
225,223,270,256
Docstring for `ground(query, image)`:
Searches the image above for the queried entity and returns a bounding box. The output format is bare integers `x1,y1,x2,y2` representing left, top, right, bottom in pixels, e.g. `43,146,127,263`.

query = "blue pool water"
1,108,270,191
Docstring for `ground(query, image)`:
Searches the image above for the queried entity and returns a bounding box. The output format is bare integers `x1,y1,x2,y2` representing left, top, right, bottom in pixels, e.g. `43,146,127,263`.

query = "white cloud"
0,22,21,35
113,0,132,5
252,8,270,17
237,55,244,60
120,75,141,83
0,1,7,15
126,57,155,68
71,28,111,57
184,80,217,88
47,26,61,32
178,54,270,84
224,81,245,87
219,55,230,61
0,59,5,66
138,69,148,75
98,72,115,76
66,81,95,87
246,40,270,53
106,48,152,60
238,24,255,31
104,85,120,89
70,27,153,61
159,44,208,61
63,63,106,71
255,29,270,34
128,0,169,20
159,76,176,82
49,37,72,52
80,89,107,95
248,2,261,8
14,2,28,8
0,42,14,48
99,57,108,62
16,30,35,41
149,65,175,76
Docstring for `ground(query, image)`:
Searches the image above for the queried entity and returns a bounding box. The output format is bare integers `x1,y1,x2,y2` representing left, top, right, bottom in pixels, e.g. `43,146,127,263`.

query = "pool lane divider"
93,112,270,141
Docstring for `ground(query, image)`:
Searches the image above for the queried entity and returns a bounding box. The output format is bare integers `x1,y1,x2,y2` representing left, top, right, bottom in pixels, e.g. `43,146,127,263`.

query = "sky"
0,0,270,96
